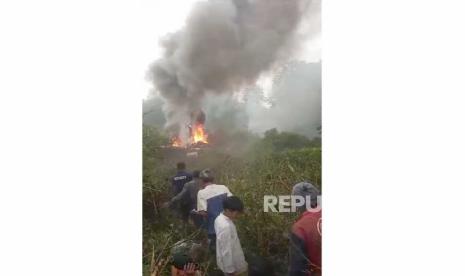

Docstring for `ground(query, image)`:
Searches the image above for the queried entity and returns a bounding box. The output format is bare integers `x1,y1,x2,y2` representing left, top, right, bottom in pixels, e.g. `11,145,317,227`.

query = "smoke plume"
247,61,321,138
147,0,311,140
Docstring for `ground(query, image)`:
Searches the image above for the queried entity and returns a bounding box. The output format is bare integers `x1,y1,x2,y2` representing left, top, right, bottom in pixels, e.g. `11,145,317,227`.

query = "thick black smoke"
147,0,311,142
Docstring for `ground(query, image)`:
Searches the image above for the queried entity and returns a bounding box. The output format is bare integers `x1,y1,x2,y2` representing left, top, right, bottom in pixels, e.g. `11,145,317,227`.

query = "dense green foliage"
143,126,321,275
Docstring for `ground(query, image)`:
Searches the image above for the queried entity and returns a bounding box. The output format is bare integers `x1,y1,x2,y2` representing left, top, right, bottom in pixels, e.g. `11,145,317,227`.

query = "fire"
191,123,208,144
169,124,208,147
169,111,209,147
170,136,183,147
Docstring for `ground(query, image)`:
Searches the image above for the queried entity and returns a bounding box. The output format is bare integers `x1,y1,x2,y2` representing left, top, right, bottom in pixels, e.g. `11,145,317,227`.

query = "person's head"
172,252,198,275
291,182,320,211
223,196,244,220
199,169,214,187
176,162,186,171
192,170,200,179
172,252,189,269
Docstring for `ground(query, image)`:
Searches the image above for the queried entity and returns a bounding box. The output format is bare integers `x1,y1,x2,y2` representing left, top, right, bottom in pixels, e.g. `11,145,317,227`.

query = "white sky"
2,1,463,275
139,0,321,99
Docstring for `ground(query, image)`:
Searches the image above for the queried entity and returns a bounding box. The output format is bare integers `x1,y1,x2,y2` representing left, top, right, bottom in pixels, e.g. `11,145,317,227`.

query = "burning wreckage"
170,110,208,147
149,0,312,159
162,111,209,158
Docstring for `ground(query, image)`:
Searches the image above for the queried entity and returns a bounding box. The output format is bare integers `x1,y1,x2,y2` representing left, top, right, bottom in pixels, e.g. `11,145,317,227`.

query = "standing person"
214,196,248,276
167,170,203,227
168,170,200,209
171,162,193,222
196,169,232,251
172,162,193,196
288,182,322,276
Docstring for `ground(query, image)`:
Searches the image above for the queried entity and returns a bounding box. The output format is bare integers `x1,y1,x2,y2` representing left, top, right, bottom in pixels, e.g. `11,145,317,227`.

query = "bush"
259,128,313,152
142,127,321,275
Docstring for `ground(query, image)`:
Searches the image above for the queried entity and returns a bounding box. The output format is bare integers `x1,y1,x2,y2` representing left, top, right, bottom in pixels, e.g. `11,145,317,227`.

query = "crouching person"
214,196,248,276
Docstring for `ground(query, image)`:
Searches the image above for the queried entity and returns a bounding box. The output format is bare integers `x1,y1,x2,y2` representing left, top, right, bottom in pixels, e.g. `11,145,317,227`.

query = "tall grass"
143,126,321,275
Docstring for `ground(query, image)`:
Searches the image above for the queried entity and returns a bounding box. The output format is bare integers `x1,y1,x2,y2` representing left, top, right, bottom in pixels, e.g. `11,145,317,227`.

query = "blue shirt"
171,171,193,196
197,184,233,235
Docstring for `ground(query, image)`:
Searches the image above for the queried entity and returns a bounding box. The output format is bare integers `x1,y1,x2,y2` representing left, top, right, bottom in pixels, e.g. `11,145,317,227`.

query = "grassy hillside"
143,125,321,275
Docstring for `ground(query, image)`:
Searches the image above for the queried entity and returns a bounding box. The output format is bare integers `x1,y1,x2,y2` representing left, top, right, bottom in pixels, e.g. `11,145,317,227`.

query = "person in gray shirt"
169,170,201,209
165,170,204,227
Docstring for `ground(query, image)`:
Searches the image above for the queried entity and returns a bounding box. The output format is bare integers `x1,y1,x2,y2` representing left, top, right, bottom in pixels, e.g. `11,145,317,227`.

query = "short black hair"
172,252,193,270
176,162,186,170
223,196,244,212
192,170,200,178
199,169,214,182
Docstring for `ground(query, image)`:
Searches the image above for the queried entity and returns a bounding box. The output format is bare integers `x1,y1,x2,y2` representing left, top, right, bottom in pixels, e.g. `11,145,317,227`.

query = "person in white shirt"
214,196,248,276
196,169,233,252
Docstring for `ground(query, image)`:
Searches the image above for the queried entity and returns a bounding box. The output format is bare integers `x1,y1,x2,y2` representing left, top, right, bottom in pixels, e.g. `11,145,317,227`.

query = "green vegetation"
143,125,321,275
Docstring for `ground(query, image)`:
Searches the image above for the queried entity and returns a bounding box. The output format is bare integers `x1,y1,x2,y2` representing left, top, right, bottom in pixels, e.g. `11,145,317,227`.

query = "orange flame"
191,124,208,144
170,136,183,147
169,124,208,147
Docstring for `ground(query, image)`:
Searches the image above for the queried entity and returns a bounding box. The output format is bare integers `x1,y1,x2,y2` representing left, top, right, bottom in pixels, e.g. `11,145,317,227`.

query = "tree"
262,128,311,152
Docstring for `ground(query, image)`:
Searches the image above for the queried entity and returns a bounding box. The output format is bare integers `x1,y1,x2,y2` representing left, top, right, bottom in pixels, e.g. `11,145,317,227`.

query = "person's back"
289,182,322,276
197,183,232,235
185,178,200,210
289,210,321,276
169,171,201,210
196,169,232,251
172,162,193,196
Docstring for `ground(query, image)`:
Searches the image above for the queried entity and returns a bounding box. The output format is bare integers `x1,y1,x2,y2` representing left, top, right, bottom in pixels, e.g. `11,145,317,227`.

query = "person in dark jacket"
169,170,200,209
171,162,193,196
167,170,203,227
288,182,322,276
171,162,193,222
